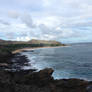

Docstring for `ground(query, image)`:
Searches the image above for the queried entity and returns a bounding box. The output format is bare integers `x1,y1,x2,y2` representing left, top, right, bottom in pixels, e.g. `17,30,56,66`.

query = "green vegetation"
0,43,63,52
0,39,66,55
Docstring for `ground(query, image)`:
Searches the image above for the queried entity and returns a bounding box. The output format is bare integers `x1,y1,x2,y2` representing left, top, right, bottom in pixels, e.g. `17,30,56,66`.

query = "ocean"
21,43,92,80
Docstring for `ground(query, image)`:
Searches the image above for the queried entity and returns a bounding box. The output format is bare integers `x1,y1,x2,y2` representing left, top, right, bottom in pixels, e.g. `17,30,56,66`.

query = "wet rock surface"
0,53,31,70
0,68,91,92
11,53,30,70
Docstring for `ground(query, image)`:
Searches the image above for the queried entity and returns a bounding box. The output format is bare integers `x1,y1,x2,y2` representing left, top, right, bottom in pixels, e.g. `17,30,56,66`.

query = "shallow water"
21,43,92,80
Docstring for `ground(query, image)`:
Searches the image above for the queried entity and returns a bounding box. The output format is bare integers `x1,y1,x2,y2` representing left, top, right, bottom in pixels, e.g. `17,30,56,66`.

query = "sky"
0,0,92,43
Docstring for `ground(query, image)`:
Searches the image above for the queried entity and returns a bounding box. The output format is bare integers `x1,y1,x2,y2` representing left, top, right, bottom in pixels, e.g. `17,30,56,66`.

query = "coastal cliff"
0,68,92,92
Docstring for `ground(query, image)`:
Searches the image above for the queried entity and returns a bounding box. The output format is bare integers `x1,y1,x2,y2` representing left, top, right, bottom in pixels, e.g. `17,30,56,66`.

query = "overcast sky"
0,0,92,43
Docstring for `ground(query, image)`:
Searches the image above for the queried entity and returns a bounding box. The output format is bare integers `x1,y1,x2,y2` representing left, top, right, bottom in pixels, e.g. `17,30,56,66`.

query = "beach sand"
12,46,66,54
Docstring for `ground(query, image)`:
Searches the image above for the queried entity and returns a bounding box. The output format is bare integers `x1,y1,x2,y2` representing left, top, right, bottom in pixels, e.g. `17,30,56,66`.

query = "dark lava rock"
0,51,13,69
0,68,91,92
0,52,30,70
11,54,30,70
24,68,54,86
0,50,13,63
86,82,92,92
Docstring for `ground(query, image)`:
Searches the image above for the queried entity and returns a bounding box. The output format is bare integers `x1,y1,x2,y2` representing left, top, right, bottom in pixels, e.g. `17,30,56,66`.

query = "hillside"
0,39,65,46
0,39,65,55
27,39,64,45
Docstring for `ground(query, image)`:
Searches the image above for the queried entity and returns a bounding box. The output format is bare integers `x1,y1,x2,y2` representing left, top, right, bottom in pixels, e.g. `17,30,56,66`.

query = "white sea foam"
20,44,92,80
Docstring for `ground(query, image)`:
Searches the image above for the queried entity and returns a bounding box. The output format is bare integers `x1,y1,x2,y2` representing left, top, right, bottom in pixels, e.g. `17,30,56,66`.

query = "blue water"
21,43,92,80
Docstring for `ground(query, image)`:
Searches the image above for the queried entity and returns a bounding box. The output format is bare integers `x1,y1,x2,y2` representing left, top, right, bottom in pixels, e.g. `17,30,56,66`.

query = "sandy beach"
12,46,66,54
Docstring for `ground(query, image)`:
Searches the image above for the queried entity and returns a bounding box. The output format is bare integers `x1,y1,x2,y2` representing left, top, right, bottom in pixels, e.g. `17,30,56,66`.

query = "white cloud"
0,0,92,43
8,11,20,19
21,13,36,28
16,36,31,41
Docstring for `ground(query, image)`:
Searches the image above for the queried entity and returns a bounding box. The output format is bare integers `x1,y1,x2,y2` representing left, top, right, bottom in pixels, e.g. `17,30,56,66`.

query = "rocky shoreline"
0,52,92,92
0,68,92,92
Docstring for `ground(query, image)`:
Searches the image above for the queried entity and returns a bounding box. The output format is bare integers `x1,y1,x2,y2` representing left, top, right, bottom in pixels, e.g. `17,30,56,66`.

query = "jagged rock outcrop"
0,68,91,92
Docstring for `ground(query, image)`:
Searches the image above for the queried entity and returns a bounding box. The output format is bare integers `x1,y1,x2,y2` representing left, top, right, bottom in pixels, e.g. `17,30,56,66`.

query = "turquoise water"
21,43,92,80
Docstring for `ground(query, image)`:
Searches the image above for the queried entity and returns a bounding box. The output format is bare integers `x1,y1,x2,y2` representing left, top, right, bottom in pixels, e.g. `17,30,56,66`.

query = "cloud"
8,11,20,19
0,0,92,43
16,36,31,41
21,13,36,28
0,19,10,25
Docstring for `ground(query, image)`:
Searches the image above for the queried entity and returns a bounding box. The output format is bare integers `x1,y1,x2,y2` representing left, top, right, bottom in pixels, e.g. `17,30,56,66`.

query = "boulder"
24,68,54,86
